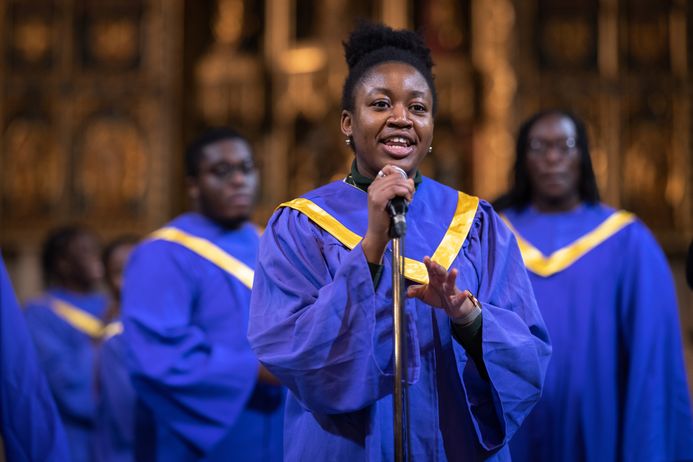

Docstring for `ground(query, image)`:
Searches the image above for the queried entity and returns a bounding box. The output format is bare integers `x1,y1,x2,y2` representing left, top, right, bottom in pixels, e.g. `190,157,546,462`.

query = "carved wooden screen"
1,0,181,237
0,0,182,295
514,0,691,250
1,0,690,298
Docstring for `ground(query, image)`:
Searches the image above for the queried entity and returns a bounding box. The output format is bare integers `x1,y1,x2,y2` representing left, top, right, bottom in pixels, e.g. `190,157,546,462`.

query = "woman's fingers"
372,178,414,203
424,256,448,287
372,165,415,201
407,284,425,298
448,291,466,307
444,268,458,294
363,166,415,264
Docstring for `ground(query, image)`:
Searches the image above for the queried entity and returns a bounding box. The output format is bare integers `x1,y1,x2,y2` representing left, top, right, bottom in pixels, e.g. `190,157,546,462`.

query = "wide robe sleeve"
94,334,136,462
618,222,693,461
23,301,97,426
454,203,552,451
248,207,422,415
1,257,71,462
121,241,259,455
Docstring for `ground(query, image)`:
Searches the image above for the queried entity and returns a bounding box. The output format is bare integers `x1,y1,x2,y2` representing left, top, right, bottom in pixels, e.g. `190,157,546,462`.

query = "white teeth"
386,137,410,145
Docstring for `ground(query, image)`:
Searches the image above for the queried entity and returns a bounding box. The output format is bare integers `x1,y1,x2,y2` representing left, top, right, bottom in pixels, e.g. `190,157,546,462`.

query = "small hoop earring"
428,146,432,154
345,138,352,146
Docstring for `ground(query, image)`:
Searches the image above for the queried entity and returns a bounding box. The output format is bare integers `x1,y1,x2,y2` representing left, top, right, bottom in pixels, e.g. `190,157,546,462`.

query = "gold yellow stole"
278,192,480,285
501,210,635,277
149,227,255,289
50,298,106,339
102,321,123,340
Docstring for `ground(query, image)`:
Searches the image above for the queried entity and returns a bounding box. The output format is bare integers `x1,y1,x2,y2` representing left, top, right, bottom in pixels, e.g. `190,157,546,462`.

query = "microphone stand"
391,225,409,462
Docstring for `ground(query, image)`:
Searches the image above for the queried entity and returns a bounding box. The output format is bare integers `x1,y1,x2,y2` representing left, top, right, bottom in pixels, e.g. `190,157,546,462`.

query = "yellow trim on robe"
102,321,123,341
278,192,480,285
149,227,254,289
421,192,480,283
51,298,105,339
501,210,636,277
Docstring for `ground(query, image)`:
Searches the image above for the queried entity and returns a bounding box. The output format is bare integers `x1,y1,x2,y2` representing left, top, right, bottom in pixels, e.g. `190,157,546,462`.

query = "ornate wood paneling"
1,0,182,296
515,0,691,251
257,0,379,218
1,0,691,299
413,0,476,192
469,0,516,200
1,0,181,239
537,0,599,71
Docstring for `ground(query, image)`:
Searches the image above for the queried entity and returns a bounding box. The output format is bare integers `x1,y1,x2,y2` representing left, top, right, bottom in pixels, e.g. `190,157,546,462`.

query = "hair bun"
343,22,433,71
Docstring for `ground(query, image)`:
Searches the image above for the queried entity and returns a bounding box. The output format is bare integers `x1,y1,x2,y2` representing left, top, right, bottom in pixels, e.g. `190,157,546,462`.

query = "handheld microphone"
386,166,409,238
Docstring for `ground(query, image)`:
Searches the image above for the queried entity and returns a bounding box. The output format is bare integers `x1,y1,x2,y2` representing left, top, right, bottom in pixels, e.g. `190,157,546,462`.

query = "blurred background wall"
0,0,691,378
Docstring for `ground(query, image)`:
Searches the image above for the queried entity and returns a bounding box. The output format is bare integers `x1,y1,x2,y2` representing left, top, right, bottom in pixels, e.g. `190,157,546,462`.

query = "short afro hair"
41,225,94,284
341,22,437,114
184,127,248,178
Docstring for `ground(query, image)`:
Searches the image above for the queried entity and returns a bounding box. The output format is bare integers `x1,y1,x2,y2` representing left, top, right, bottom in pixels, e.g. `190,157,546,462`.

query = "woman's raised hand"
407,256,477,321
361,165,414,264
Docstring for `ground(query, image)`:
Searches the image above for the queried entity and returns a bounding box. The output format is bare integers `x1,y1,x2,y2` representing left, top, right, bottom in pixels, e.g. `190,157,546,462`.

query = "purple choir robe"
248,178,551,461
24,286,107,462
94,327,136,462
1,255,72,462
503,204,693,462
121,213,283,462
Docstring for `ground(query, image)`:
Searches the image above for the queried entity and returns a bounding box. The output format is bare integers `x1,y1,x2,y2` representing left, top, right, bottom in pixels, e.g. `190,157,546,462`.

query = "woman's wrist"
451,292,482,326
361,232,388,264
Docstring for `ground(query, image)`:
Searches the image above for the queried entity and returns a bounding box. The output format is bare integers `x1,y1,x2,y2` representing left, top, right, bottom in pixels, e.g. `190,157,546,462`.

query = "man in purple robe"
121,128,283,461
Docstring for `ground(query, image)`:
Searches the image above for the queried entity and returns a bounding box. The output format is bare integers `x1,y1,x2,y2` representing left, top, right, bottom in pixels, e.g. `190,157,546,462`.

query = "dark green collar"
345,160,422,193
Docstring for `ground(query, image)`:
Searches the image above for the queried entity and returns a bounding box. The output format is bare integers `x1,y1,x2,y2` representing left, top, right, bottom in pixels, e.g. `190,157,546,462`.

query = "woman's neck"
530,194,581,213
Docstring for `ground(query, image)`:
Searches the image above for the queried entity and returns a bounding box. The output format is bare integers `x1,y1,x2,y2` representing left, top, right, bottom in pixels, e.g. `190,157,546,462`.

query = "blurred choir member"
94,237,138,462
248,23,550,460
24,226,108,462
121,128,283,461
494,110,693,462
1,254,71,461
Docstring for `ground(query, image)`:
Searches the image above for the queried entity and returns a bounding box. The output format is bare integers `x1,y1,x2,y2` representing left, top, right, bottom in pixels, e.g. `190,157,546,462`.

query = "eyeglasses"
527,137,578,157
203,160,256,181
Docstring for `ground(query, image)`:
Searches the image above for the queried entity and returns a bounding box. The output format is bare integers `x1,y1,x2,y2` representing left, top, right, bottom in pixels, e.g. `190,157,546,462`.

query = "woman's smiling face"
341,61,434,179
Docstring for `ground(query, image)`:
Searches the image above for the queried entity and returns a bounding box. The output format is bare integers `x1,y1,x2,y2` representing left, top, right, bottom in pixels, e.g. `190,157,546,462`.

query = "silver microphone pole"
388,166,409,462
392,235,408,462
